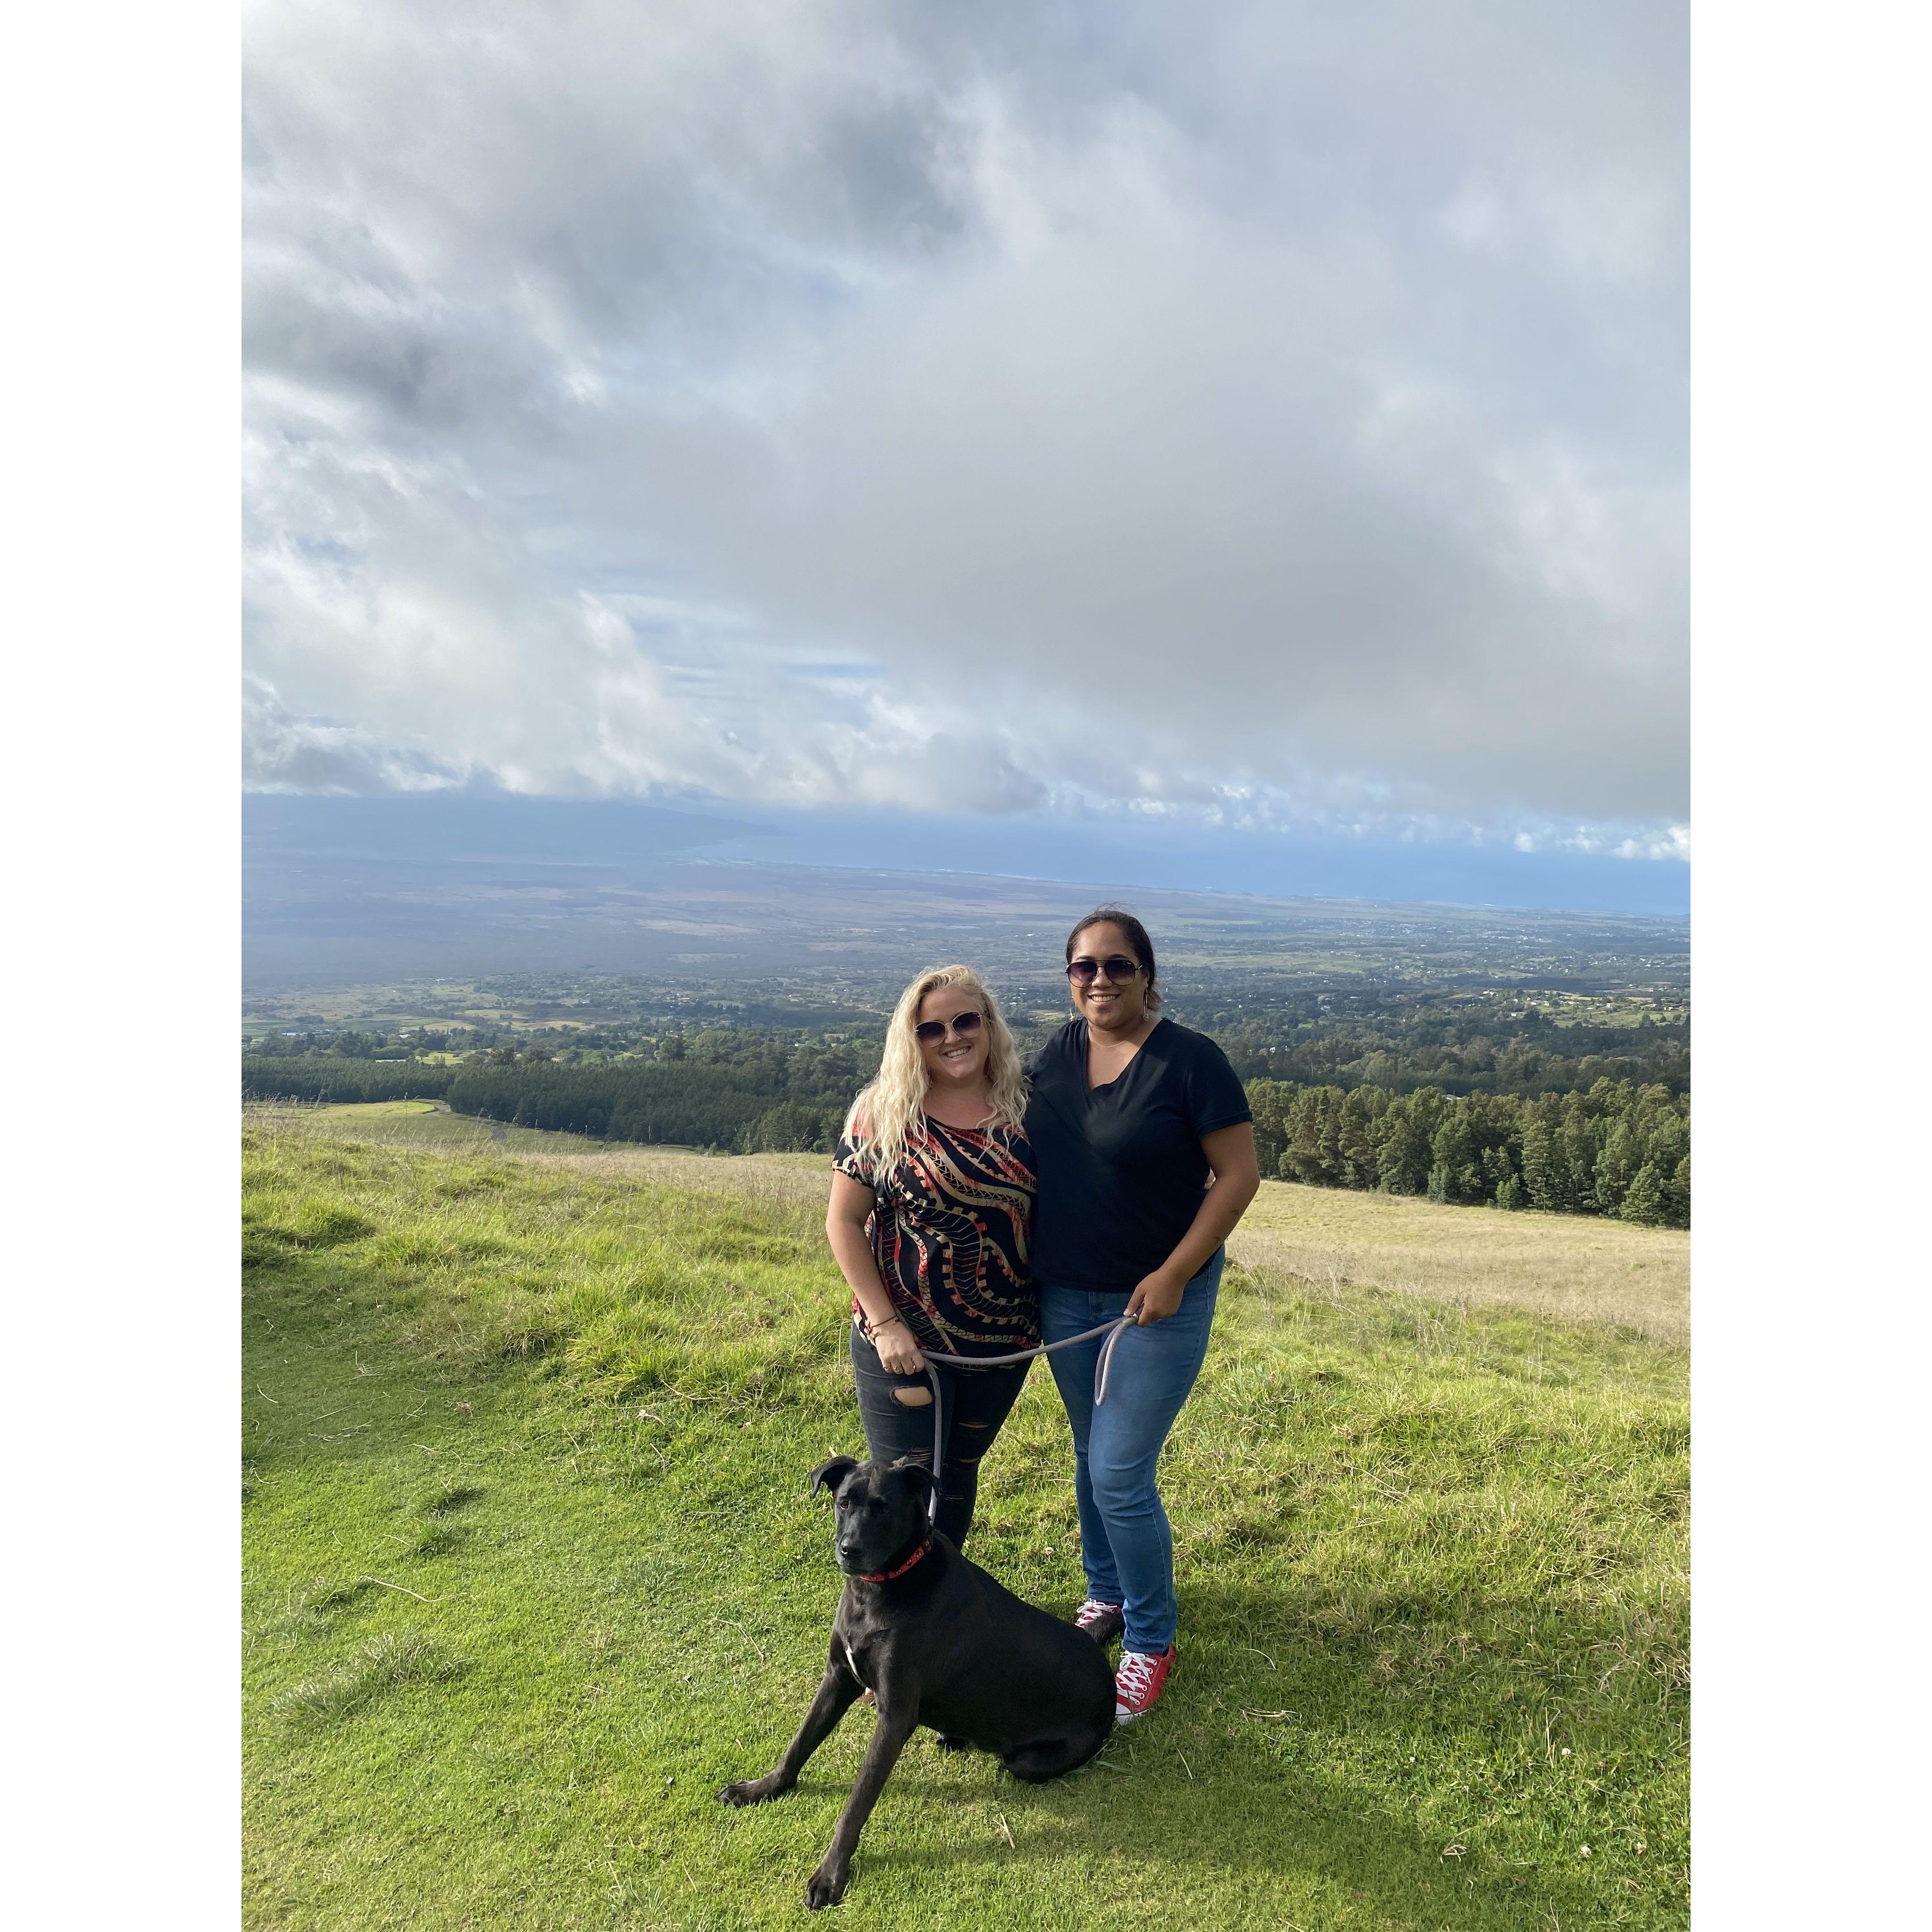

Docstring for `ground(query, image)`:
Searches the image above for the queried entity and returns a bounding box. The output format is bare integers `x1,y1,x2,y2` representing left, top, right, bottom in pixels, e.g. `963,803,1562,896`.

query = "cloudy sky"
243,0,1687,873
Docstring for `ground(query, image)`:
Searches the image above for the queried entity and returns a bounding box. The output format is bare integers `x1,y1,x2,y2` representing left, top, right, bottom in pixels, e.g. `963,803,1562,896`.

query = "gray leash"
908,1316,1136,1525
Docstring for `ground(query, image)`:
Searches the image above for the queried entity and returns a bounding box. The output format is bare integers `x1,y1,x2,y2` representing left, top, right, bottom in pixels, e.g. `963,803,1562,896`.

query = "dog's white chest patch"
843,1642,861,1680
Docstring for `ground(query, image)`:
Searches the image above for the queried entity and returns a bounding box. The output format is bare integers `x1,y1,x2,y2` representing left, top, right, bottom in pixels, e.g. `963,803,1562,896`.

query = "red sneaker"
1113,1644,1177,1724
1074,1599,1125,1645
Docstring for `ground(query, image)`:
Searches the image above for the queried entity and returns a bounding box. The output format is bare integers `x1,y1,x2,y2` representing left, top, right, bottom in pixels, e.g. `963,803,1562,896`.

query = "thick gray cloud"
244,0,1687,840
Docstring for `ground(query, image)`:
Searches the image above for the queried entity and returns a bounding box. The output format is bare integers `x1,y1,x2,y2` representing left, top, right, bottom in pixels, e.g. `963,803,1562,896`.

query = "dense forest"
1246,1077,1688,1228
245,1010,1689,1226
242,1028,873,1152
242,1057,458,1104
1199,993,1687,1098
438,1055,855,1156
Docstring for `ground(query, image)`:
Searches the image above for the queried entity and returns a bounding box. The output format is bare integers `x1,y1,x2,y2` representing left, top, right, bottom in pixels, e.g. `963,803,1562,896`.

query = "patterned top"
832,1113,1039,1358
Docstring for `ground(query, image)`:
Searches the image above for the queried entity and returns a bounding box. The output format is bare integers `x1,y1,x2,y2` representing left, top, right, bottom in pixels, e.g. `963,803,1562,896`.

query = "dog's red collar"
859,1538,933,1584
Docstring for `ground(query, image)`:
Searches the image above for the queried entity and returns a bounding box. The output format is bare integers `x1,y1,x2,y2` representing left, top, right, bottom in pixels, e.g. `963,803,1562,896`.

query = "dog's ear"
887,1456,937,1504
809,1455,860,1497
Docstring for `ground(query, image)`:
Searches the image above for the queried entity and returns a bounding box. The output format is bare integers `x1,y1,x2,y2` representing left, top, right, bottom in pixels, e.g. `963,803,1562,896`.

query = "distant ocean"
246,792,1688,910
243,792,1688,986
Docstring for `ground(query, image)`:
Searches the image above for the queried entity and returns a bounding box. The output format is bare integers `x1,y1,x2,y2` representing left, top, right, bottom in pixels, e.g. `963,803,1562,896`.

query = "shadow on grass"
714,1546,1681,1927
754,1737,1602,1932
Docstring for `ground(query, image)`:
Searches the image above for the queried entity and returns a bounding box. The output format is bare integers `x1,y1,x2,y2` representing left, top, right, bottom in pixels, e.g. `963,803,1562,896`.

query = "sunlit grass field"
281,1102,1691,1342
243,1115,1687,1930
1230,1187,1689,1344
285,1098,610,1154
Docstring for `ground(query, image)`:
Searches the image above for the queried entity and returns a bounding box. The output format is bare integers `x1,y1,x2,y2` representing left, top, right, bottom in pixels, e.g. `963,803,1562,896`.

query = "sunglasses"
1065,954,1143,986
914,1010,984,1044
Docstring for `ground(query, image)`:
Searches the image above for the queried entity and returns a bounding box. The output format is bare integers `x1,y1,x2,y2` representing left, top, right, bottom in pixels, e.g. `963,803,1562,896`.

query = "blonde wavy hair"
843,965,1028,1180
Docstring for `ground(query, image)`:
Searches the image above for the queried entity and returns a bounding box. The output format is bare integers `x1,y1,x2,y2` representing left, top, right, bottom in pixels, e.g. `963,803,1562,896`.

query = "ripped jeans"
849,1324,1033,1550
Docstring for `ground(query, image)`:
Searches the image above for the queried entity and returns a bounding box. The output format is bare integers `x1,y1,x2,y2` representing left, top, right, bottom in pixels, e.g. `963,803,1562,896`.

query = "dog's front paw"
805,1859,850,1909
717,1774,788,1806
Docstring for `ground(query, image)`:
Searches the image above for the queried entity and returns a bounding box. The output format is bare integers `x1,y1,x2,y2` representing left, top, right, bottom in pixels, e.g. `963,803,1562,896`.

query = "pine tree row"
241,1057,459,1104
1245,1077,1689,1227
241,1053,1690,1226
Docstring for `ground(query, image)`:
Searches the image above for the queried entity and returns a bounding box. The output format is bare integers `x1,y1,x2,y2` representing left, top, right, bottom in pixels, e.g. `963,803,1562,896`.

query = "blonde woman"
827,966,1037,1550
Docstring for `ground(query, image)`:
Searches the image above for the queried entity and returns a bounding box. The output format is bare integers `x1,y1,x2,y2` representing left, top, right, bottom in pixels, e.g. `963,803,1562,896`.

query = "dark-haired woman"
1025,909,1259,1725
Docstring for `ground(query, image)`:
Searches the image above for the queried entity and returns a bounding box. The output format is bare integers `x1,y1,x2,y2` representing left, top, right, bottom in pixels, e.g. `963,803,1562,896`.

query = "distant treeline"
1207,1003,1688,1100
248,989,1689,1104
244,1036,1689,1225
250,1029,450,1059
243,1057,458,1104
1248,1077,1689,1227
242,1030,874,1154
440,1060,848,1155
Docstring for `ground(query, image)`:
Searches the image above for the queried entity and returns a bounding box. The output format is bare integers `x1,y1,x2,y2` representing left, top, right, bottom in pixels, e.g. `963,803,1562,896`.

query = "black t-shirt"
1025,1017,1253,1290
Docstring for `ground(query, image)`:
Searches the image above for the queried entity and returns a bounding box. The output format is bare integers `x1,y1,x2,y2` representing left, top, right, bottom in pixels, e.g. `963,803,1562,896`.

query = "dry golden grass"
271,1105,1685,1343
575,1156,1689,1340
537,1140,830,1198
1230,1179,1688,1342
537,1157,1689,1341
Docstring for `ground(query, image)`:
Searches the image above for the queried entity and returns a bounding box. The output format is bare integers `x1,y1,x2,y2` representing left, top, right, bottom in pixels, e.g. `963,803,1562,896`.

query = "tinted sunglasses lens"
1067,956,1140,985
915,1011,982,1043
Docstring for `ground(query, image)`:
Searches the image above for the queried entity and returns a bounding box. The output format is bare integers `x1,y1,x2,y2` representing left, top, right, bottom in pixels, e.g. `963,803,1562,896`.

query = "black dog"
718,1454,1116,1909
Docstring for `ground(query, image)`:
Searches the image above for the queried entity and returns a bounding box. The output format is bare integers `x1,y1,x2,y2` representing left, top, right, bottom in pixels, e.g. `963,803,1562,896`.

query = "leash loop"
902,1315,1137,1524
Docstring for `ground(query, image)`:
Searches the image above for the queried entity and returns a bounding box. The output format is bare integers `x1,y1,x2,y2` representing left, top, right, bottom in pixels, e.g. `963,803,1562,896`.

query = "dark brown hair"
1065,906,1162,1010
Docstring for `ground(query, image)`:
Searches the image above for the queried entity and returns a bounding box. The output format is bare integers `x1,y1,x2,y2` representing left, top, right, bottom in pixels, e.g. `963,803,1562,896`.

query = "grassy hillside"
267,1103,1690,1340
257,1098,612,1153
243,1116,1688,1931
1232,1184,1689,1342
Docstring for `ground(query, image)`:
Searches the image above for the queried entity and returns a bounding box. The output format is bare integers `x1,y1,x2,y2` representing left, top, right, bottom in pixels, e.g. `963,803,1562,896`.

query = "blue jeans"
1041,1251,1222,1655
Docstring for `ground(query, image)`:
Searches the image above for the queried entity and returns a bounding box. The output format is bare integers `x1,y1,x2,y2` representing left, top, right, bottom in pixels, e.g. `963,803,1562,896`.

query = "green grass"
275,1631,472,1721
243,1119,1687,1930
